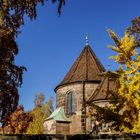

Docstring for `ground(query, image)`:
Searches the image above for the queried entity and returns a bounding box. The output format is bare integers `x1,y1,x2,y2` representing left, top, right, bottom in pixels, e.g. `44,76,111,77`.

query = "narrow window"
67,92,76,114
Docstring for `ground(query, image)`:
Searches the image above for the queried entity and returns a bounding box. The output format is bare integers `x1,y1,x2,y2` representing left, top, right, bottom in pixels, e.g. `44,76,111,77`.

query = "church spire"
85,33,88,46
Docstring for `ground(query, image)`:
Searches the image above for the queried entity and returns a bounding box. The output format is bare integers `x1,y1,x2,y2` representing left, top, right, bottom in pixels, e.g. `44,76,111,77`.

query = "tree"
34,93,45,108
107,29,140,133
26,97,53,134
91,29,140,133
3,105,32,134
0,31,26,126
0,0,65,125
0,0,65,35
87,16,140,133
127,16,140,47
44,97,54,116
26,107,45,134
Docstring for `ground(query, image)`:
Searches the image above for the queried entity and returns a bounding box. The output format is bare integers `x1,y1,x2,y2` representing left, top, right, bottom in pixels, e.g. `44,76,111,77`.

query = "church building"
44,35,116,134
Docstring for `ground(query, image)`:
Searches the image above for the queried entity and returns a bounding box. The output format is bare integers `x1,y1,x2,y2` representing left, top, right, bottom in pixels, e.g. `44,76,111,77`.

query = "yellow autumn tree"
26,95,53,134
108,29,140,133
26,107,44,134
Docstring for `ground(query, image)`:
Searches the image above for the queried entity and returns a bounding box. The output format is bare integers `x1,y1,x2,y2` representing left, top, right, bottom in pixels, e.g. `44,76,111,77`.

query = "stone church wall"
56,122,70,135
56,83,83,134
43,120,56,134
43,120,70,135
56,82,99,134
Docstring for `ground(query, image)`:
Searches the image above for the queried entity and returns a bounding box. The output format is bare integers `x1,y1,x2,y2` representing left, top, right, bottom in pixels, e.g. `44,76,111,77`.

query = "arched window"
67,92,76,114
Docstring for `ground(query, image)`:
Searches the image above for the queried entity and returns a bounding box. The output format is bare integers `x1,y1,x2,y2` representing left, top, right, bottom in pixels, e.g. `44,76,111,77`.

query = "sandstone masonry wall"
56,82,99,134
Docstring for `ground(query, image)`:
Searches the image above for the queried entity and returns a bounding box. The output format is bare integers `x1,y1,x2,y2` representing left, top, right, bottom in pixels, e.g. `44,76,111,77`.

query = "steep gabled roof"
87,77,109,103
55,45,105,90
86,72,118,103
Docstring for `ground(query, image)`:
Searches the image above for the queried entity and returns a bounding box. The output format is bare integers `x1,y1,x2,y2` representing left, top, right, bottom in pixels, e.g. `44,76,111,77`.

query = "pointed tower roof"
55,37,105,91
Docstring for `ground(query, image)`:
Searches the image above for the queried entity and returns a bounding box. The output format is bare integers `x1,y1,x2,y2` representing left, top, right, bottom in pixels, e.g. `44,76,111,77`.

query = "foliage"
26,96,53,134
43,96,54,117
87,21,140,132
0,0,65,35
0,0,65,125
107,29,140,133
0,31,26,125
3,105,32,134
26,107,44,134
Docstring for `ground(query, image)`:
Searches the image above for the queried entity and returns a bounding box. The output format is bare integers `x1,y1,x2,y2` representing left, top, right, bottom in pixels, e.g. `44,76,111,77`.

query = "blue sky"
16,0,140,111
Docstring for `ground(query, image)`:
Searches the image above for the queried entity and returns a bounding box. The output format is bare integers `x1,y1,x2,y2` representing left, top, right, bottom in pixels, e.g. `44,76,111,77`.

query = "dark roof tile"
55,45,105,90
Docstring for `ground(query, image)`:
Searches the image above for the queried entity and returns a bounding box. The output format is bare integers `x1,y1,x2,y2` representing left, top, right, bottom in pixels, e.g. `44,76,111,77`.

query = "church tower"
54,35,105,134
